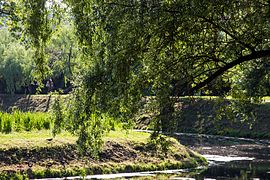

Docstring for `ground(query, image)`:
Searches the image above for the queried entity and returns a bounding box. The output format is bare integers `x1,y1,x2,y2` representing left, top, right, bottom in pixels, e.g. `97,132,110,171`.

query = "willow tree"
65,0,270,125
7,0,270,155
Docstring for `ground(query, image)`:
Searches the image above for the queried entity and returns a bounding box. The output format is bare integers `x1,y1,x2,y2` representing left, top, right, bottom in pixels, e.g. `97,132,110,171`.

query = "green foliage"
0,28,34,93
47,22,79,80
147,134,171,155
16,0,62,77
2,114,12,133
52,96,64,137
62,0,270,144
231,60,270,102
0,172,28,180
0,110,52,133
214,98,257,126
50,91,120,158
56,89,117,158
1,11,79,92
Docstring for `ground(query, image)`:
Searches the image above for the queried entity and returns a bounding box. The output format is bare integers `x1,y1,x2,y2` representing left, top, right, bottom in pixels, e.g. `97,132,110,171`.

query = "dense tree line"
0,3,79,94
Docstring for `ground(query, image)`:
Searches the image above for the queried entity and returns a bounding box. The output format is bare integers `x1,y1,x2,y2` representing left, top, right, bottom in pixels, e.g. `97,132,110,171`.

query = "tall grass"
0,110,52,133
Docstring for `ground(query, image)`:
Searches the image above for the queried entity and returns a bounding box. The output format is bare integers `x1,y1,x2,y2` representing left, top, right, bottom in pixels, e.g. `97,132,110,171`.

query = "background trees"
46,22,79,91
0,28,34,93
0,0,79,94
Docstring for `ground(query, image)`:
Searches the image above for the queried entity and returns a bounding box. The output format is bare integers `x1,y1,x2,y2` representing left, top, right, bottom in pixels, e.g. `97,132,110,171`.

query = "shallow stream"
175,133,270,179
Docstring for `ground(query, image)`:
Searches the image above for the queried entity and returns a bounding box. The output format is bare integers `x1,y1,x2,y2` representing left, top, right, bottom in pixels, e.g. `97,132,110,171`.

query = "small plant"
147,134,171,155
52,96,65,137
13,110,23,132
23,113,32,131
2,114,12,134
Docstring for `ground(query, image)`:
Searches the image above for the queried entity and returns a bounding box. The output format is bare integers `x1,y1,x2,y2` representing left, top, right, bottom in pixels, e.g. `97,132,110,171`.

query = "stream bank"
0,130,207,179
31,132,270,179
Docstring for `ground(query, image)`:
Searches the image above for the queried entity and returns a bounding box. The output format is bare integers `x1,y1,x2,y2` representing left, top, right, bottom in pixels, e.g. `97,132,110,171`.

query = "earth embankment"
0,94,61,112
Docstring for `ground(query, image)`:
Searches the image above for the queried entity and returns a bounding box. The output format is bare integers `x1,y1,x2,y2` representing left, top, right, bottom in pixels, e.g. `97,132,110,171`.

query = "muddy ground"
176,133,270,162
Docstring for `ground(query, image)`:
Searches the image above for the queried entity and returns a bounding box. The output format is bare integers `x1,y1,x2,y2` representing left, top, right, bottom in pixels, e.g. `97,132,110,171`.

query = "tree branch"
199,16,256,53
0,8,11,16
191,49,270,92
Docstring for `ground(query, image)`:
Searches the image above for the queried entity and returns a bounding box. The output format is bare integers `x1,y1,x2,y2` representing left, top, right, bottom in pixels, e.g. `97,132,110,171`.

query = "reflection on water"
43,161,269,179
77,156,270,179
203,155,255,162
194,160,270,179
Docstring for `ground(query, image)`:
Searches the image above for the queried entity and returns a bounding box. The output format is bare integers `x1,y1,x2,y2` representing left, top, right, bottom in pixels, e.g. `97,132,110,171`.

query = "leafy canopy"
0,28,34,93
65,0,270,130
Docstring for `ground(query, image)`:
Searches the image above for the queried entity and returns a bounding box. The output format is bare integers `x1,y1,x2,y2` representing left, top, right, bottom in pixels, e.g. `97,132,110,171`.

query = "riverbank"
137,97,270,139
0,94,58,112
0,130,207,179
176,98,270,139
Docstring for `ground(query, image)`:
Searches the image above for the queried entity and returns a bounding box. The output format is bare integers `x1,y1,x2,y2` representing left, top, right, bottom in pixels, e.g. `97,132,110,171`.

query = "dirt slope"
0,94,57,112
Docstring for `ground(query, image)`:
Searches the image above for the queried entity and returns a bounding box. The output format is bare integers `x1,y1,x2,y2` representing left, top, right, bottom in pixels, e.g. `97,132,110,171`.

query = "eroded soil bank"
137,98,270,139
0,94,57,112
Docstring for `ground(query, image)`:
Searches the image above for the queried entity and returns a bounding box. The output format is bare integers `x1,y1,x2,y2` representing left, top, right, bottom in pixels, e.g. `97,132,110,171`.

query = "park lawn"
0,130,207,179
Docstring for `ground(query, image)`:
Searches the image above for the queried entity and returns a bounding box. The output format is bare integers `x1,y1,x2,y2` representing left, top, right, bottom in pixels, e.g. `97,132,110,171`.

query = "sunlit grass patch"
105,130,151,143
0,130,76,149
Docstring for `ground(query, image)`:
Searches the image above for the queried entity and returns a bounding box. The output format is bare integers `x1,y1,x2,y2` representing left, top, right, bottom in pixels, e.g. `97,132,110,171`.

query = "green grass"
0,129,179,150
0,130,76,149
105,130,151,143
0,130,148,150
0,129,200,163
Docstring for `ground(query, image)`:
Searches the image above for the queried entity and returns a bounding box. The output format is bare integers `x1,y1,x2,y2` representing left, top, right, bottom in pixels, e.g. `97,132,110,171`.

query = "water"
175,133,270,179
197,160,270,179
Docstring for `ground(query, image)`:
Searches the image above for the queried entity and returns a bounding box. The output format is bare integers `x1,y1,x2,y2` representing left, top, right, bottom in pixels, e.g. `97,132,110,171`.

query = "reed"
0,110,52,133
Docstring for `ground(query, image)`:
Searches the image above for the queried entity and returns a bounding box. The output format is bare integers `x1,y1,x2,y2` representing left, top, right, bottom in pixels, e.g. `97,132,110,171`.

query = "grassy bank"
138,98,270,139
0,130,207,179
2,94,270,139
178,98,270,139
